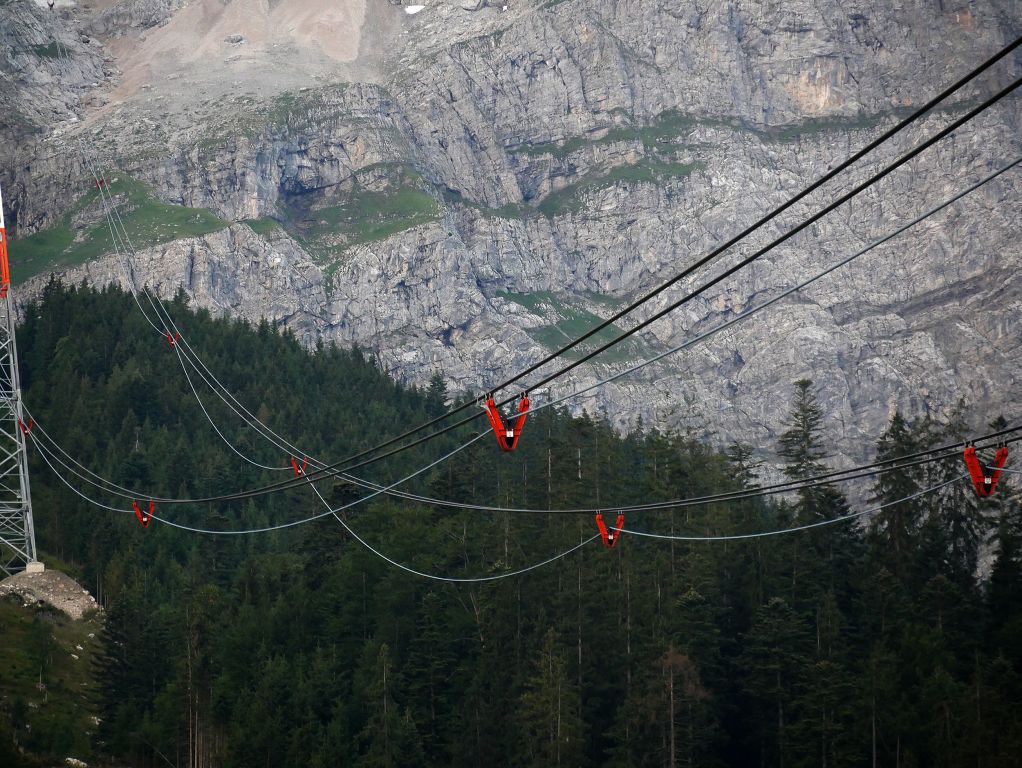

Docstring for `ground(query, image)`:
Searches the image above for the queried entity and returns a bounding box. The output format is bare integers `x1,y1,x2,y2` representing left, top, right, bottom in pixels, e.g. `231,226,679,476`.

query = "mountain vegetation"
3,282,1020,767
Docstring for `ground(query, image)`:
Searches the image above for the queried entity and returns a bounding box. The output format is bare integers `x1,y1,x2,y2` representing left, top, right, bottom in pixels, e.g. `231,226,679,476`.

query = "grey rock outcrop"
0,569,100,621
0,0,106,138
86,0,185,38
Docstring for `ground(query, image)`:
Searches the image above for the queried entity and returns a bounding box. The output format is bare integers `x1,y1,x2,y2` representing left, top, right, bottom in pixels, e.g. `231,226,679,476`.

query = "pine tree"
870,412,925,580
921,401,985,582
775,380,855,612
777,379,848,521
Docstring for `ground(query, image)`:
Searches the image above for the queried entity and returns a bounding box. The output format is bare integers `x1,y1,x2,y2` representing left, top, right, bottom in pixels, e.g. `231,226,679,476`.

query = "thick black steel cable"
265,69,1022,492
83,70,1017,505
517,76,1022,392
597,435,1021,514
193,71,1022,502
55,36,1022,503
210,424,1019,509
204,35,1021,474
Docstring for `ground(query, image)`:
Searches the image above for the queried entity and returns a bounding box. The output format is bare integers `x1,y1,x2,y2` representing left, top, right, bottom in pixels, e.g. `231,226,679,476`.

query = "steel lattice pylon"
0,181,38,576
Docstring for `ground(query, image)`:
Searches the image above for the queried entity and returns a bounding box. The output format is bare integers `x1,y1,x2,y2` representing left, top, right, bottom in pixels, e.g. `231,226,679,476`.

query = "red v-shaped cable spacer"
596,513,625,549
133,500,154,528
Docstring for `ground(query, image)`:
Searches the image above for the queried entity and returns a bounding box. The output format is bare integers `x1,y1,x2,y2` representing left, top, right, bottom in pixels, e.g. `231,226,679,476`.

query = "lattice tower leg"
0,181,38,576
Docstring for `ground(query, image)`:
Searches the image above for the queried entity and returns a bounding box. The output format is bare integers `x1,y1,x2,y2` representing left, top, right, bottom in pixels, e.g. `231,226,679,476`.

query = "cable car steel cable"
169,339,290,472
27,427,488,532
25,406,1022,515
29,24,1021,576
102,157,1021,509
51,27,1021,511
171,74,1022,499
28,424,983,569
174,36,1020,471
65,39,1022,492
28,428,602,582
616,474,971,543
77,151,317,472
28,394,990,550
269,64,1022,472
27,145,1022,513
72,129,1021,511
75,152,309,473
25,404,1019,519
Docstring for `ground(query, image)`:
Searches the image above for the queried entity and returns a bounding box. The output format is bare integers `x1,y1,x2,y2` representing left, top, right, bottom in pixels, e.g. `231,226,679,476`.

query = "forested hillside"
4,283,1021,767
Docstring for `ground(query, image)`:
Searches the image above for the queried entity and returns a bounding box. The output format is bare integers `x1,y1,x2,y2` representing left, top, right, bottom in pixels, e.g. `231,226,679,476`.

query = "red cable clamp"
17,419,33,435
291,456,308,476
481,392,530,452
963,443,1009,497
132,500,154,528
165,332,181,347
596,512,625,549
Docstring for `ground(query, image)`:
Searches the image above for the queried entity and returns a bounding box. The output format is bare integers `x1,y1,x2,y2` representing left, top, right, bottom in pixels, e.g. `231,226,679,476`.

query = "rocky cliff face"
2,0,1021,470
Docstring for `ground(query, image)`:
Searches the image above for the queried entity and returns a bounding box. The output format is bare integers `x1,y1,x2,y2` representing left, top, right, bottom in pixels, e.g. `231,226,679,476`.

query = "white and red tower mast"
0,181,39,576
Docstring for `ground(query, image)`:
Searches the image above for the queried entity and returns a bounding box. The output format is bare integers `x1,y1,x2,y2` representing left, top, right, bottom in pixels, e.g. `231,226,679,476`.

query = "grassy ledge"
9,175,227,283
499,290,648,363
538,159,704,218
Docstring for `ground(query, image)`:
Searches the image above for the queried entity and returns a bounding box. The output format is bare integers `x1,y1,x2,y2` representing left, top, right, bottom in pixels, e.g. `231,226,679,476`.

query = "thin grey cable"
304,476,600,583
618,474,968,541
31,425,601,580
30,427,488,533
528,156,1022,418
170,342,288,471
25,399,1019,517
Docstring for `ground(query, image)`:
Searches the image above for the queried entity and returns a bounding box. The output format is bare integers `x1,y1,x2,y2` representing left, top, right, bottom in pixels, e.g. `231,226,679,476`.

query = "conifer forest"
2,283,1019,767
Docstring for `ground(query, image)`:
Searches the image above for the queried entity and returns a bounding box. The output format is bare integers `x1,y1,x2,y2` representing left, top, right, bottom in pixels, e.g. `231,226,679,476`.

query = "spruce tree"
777,379,848,521
870,414,921,564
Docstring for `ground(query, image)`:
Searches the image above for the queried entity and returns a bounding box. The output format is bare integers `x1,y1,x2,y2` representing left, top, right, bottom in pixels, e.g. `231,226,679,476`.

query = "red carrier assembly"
291,456,308,476
963,444,1009,498
165,332,181,347
481,393,530,452
133,500,155,528
596,512,625,549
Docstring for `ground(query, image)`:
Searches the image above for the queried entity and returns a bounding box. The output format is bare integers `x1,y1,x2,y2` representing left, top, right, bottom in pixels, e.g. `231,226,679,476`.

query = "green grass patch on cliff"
31,42,64,59
440,186,535,220
757,111,906,142
515,109,739,159
282,166,441,256
499,290,648,363
310,188,440,246
8,175,227,283
242,217,283,236
538,159,703,217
